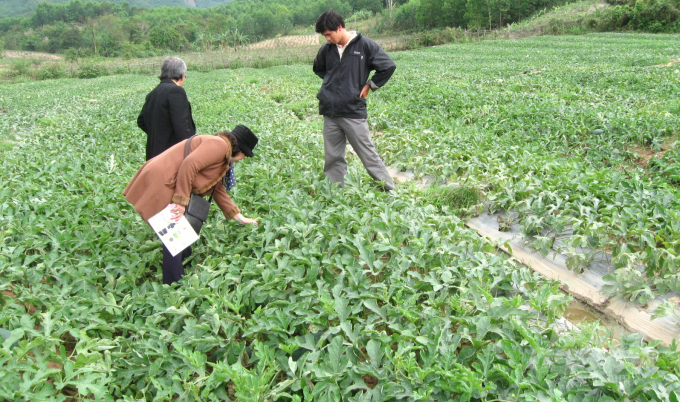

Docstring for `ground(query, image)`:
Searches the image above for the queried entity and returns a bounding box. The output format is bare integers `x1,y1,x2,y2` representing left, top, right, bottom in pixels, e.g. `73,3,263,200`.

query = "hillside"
0,0,236,18
1,0,676,61
507,0,610,36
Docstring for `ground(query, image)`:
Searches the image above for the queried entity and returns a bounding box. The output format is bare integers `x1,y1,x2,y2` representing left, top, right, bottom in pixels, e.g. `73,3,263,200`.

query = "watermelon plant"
1,33,680,400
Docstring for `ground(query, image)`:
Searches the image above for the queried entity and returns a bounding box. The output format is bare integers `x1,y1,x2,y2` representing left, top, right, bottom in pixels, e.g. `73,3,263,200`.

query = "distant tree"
206,13,233,35
216,30,232,51
290,3,316,25
32,3,59,27
274,5,293,34
96,15,126,56
123,17,150,44
252,9,276,38
1,25,25,50
237,14,255,38
21,31,42,51
348,0,383,13
392,0,419,30
386,0,395,17
417,0,466,29
66,1,87,23
193,31,215,51
0,18,23,34
174,21,198,44
84,17,99,55
61,24,83,49
231,28,248,48
147,24,186,50
446,0,468,28
465,0,494,29
315,0,352,19
45,22,83,53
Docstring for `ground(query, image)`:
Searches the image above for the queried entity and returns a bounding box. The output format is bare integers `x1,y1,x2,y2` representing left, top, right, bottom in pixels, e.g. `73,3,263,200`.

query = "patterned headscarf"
223,162,236,191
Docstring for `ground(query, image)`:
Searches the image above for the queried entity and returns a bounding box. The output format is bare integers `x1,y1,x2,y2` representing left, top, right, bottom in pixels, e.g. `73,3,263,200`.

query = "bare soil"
655,58,680,68
2,51,63,61
246,35,320,50
588,1,609,12
363,374,378,389
628,136,678,169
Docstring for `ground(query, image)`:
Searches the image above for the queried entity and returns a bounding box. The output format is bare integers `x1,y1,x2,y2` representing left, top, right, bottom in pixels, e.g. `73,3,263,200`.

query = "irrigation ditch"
386,167,680,346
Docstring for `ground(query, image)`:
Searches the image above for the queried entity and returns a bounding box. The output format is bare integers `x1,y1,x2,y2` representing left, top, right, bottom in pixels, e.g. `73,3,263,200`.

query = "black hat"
232,125,258,157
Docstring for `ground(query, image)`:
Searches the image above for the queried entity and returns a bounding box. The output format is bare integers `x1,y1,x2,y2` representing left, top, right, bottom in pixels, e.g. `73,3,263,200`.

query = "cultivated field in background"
1,33,680,401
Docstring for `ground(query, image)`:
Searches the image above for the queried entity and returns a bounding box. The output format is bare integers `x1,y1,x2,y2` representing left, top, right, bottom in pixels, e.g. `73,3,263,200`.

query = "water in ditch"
562,299,632,343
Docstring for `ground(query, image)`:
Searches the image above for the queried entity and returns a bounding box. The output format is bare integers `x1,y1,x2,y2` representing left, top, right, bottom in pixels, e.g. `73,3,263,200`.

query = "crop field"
1,33,680,401
245,35,322,50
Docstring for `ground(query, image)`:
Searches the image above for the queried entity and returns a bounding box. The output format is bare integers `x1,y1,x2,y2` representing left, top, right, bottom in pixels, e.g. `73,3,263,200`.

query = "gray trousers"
323,116,395,190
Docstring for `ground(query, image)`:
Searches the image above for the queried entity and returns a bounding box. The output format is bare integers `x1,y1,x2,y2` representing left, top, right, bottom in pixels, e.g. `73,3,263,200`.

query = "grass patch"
629,57,673,67
286,100,316,120
0,141,13,152
421,185,482,215
508,0,610,36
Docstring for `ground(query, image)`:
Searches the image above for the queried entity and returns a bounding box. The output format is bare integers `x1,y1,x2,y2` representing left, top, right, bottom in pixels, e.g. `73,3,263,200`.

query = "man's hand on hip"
359,85,370,99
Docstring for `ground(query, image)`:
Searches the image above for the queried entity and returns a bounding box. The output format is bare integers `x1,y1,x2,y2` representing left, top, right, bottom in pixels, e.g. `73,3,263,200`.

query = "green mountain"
0,0,236,18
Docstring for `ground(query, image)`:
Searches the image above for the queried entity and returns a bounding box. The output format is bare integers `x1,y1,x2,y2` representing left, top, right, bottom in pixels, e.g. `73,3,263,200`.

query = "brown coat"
123,134,240,222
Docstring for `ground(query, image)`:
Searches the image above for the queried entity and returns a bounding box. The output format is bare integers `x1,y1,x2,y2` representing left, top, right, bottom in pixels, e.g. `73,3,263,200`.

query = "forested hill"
1,0,677,59
0,0,390,58
0,0,236,18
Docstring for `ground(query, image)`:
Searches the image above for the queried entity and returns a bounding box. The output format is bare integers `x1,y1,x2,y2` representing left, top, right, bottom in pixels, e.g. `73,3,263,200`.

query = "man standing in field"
137,56,196,161
313,10,396,192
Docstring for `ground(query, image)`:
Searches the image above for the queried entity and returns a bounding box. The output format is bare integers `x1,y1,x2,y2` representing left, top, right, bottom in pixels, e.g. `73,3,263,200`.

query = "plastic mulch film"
467,207,680,346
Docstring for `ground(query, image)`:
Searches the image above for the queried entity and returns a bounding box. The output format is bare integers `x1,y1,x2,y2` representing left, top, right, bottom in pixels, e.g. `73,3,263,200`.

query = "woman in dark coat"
123,126,259,284
137,56,196,161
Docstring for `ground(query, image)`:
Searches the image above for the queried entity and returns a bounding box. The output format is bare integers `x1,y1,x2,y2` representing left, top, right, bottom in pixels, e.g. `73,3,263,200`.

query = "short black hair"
315,11,345,34
217,131,241,157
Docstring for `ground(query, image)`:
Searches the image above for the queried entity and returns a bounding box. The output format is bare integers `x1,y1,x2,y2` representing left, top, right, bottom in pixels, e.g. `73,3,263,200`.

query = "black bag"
185,193,212,234
182,136,214,234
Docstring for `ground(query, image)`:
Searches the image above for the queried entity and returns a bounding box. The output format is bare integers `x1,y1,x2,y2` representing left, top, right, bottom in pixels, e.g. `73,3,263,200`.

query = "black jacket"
137,79,196,161
313,33,396,119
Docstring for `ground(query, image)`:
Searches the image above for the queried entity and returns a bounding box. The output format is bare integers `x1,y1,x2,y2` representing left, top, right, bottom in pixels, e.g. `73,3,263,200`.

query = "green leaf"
1,328,23,350
334,297,350,322
363,299,386,320
475,316,491,340
366,339,383,369
340,321,358,343
456,347,476,363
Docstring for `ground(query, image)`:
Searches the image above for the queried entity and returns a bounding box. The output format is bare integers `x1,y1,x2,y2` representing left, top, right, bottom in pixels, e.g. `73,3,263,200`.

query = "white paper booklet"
147,204,199,257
